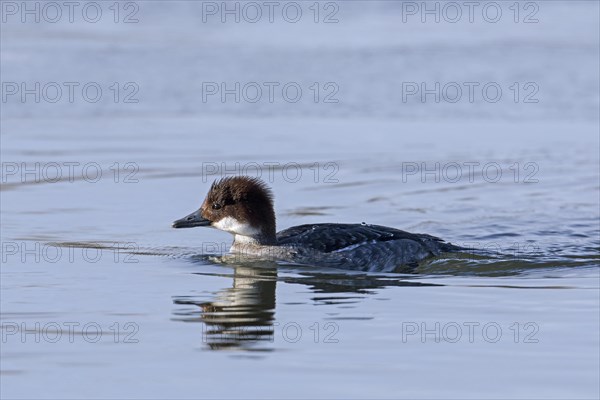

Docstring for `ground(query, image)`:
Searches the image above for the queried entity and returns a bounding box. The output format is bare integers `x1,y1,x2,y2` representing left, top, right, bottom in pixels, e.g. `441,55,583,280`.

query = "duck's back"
276,223,459,272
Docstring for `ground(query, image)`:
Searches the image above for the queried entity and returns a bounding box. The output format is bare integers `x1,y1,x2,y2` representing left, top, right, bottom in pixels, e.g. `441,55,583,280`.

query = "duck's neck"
232,231,277,248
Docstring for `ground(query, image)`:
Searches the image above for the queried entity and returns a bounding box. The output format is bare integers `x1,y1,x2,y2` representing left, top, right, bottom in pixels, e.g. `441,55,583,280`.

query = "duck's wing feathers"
276,223,455,254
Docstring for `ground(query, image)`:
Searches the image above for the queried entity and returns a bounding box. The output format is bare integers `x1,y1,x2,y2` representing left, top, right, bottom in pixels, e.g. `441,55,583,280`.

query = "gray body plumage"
270,223,460,272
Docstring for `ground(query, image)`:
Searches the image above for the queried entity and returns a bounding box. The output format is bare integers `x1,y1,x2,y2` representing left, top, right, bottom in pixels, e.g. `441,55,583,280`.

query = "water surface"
1,1,599,399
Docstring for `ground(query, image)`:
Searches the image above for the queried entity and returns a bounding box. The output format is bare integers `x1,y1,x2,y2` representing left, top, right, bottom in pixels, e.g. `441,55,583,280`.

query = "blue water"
1,1,599,399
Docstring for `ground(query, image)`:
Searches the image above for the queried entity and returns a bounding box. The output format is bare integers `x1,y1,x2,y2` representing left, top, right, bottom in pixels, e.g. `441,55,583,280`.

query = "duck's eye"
212,203,221,210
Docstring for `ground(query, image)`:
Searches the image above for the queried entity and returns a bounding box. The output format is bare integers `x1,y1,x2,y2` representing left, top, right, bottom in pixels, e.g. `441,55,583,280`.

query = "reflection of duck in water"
173,176,462,272
172,259,442,351
173,263,277,351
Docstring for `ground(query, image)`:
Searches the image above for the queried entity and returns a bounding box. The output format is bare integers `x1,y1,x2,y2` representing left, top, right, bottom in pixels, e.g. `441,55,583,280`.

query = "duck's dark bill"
172,209,211,228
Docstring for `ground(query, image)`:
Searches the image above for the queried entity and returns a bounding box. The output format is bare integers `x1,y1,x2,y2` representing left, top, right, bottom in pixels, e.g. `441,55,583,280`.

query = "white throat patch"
213,216,260,237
